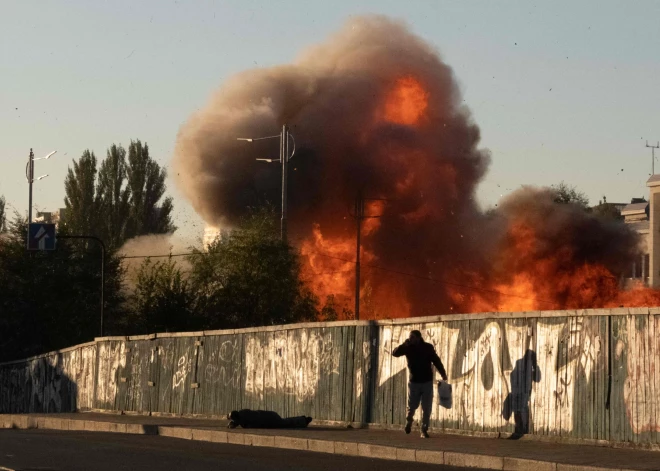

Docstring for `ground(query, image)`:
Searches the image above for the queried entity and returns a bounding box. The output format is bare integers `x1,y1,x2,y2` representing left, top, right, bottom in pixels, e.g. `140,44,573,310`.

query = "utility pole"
354,191,364,320
281,124,289,242
24,148,56,230
351,193,385,321
237,126,295,243
647,141,659,175
27,149,34,224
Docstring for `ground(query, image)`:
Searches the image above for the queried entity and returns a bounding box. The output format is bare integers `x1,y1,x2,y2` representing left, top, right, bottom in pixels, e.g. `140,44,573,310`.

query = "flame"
450,220,660,313
299,70,660,318
300,224,355,312
383,76,429,125
300,201,392,319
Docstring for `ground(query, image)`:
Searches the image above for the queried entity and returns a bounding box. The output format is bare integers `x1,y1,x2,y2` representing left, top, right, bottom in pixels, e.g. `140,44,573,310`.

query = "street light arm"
34,151,57,161
237,135,281,142
287,133,296,160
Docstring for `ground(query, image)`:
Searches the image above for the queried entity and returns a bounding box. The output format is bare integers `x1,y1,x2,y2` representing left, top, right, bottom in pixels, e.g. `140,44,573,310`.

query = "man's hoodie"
393,340,447,383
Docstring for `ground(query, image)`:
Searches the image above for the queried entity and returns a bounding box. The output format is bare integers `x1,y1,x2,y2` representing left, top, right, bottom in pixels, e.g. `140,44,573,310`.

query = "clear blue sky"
2,0,659,245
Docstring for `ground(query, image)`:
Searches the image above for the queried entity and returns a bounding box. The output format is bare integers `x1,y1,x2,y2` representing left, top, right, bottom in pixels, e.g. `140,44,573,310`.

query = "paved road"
0,430,491,471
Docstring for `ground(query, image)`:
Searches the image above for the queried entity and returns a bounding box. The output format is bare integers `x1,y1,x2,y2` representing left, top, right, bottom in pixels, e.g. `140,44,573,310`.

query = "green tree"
125,257,196,334
0,195,6,233
96,144,131,248
62,150,98,236
126,140,175,238
189,206,318,329
62,141,176,249
0,214,124,361
551,181,590,209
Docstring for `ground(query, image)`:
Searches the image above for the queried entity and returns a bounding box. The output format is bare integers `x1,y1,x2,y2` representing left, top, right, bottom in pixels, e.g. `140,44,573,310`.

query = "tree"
62,150,98,236
0,213,125,361
0,195,6,233
62,141,176,249
126,140,175,238
188,205,318,329
551,181,589,209
96,144,131,248
125,257,196,334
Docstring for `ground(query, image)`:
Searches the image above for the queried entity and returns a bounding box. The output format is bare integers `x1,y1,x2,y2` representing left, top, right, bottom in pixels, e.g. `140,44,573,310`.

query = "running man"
392,330,447,438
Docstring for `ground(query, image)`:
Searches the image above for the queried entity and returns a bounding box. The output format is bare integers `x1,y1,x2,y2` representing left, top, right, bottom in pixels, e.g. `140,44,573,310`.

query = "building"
646,176,660,287
35,208,66,228
598,196,628,213
203,225,221,249
621,199,649,286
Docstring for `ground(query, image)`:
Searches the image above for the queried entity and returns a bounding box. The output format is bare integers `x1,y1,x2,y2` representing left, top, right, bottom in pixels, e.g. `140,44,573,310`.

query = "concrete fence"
2,307,660,446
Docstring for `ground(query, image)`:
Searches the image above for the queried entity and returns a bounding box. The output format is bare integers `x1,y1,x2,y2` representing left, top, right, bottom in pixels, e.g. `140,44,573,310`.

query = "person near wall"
227,409,312,429
392,330,448,438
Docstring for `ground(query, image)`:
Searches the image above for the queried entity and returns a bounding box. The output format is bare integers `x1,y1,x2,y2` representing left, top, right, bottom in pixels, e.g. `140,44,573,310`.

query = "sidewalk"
1,412,658,471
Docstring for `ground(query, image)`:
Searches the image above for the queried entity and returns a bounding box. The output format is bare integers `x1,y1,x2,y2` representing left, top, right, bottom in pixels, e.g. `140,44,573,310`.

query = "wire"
120,252,200,259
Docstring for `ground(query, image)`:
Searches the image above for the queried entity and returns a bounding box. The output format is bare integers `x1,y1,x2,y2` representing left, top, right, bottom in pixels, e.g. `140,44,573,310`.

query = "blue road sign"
28,223,56,251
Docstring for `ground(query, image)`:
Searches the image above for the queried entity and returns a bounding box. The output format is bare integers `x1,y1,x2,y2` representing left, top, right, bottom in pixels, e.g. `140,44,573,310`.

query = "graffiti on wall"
96,342,126,407
244,329,341,400
204,339,241,388
374,317,606,435
0,344,95,414
2,310,659,444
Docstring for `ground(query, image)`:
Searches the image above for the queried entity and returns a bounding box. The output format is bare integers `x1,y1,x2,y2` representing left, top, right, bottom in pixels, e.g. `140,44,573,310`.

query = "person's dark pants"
407,381,433,430
279,416,309,428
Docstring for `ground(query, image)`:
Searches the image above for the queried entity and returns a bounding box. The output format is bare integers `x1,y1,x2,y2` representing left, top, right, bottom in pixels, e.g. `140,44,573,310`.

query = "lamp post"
237,125,296,242
25,148,57,224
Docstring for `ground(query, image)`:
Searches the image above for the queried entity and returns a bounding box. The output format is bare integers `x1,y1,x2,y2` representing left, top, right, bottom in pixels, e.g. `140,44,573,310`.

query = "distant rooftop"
647,174,660,186
621,202,649,215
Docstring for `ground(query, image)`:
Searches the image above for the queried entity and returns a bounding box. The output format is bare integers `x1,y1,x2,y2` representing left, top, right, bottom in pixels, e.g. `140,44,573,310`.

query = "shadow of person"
502,349,541,438
0,352,78,414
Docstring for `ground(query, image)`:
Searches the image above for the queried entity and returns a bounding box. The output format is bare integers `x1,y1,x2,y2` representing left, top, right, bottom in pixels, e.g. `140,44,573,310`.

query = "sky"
2,0,660,247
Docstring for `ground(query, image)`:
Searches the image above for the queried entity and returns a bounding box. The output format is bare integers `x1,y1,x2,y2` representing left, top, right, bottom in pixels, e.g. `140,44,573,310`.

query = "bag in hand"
437,380,453,409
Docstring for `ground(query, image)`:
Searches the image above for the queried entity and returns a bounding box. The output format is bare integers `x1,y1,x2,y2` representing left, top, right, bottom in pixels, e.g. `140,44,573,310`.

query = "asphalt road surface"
0,429,492,471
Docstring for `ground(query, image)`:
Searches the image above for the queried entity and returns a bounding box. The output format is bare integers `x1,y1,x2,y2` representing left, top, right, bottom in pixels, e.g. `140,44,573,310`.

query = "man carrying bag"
393,330,448,438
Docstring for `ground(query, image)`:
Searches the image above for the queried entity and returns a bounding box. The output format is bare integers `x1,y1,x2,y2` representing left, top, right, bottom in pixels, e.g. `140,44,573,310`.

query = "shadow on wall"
0,353,78,414
502,349,541,437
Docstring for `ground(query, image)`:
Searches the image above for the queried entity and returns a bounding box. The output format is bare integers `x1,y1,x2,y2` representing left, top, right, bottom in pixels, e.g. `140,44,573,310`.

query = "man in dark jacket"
392,330,447,438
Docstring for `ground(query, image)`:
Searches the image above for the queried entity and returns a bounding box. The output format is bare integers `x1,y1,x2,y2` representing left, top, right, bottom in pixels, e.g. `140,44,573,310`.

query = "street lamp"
237,124,296,241
25,148,57,224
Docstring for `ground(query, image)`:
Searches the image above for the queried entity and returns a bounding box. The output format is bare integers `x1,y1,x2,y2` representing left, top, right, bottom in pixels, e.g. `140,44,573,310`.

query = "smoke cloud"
118,234,191,288
173,15,654,317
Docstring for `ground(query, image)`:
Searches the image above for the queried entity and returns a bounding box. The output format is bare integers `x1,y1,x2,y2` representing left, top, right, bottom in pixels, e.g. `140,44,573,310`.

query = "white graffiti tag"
173,355,191,389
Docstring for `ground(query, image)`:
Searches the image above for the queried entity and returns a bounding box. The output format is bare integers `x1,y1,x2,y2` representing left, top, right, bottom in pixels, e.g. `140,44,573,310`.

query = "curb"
0,415,640,471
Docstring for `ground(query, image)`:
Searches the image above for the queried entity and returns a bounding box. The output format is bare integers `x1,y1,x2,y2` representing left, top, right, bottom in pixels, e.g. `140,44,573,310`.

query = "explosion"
174,15,660,319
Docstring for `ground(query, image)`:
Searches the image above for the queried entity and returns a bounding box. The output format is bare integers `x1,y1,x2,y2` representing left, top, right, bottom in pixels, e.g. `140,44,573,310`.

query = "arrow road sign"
28,223,56,251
